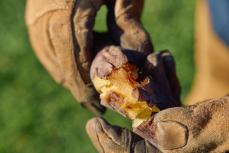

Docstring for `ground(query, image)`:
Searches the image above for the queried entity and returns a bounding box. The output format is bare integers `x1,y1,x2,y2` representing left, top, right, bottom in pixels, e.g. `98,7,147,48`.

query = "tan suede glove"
25,0,152,114
87,97,229,153
133,97,229,153
88,48,229,153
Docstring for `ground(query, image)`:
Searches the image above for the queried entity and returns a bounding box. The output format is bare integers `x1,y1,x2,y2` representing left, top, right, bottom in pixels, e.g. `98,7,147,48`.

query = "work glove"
87,97,229,153
88,47,229,153
133,96,229,153
25,0,153,114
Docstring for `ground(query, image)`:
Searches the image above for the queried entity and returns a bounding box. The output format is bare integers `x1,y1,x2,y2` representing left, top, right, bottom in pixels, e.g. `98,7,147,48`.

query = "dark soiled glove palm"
25,0,152,114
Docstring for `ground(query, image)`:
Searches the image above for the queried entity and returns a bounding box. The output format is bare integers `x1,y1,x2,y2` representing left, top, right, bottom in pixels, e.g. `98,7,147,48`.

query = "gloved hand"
87,117,162,153
133,96,229,153
88,45,175,152
88,47,229,152
87,97,229,153
25,0,153,114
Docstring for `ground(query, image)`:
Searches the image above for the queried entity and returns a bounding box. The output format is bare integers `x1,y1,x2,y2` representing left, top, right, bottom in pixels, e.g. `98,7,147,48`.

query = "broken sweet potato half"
92,61,160,123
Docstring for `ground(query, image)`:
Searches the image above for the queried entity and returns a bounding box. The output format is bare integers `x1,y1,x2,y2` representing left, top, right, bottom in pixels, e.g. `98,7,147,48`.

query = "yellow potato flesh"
93,64,160,122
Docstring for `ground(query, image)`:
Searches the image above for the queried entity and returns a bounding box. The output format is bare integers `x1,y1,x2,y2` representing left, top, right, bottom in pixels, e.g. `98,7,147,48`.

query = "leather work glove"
25,0,153,114
88,47,229,153
87,97,229,153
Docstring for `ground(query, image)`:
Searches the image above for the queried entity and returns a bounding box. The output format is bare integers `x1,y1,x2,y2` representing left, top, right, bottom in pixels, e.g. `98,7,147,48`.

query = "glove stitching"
97,123,127,153
47,13,66,84
70,0,92,84
47,17,58,59
116,5,133,22
96,129,106,153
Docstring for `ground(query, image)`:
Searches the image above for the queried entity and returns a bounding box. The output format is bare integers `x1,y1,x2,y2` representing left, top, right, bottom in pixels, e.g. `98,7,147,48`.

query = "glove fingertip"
86,117,105,153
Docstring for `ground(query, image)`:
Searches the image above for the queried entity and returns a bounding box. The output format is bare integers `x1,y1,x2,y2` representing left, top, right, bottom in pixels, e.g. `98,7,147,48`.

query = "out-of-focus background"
0,0,195,153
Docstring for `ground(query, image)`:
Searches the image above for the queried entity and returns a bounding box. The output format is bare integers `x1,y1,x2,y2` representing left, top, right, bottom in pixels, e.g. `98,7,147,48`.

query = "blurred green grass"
0,0,195,153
